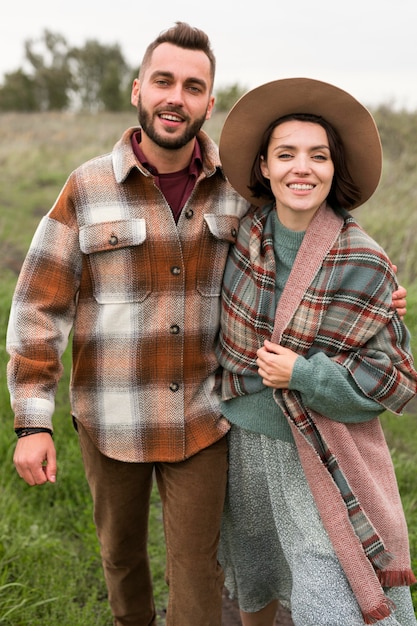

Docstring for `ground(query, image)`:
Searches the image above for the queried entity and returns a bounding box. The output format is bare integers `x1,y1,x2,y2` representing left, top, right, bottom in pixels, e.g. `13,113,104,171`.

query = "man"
6,21,407,626
7,22,247,626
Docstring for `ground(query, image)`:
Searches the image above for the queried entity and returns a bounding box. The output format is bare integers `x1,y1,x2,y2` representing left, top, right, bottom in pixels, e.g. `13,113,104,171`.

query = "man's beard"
137,97,208,150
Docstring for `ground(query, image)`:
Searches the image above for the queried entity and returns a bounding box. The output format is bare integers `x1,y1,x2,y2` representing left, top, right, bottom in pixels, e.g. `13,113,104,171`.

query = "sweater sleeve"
289,351,382,423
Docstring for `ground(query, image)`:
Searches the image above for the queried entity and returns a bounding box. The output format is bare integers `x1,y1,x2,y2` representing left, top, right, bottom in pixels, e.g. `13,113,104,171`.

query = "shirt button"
169,382,179,392
184,209,194,219
171,266,181,276
109,235,118,246
170,324,180,334
231,228,237,238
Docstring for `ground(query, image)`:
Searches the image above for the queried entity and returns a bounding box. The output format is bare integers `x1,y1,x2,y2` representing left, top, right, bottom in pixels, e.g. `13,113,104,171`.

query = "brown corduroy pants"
77,421,228,626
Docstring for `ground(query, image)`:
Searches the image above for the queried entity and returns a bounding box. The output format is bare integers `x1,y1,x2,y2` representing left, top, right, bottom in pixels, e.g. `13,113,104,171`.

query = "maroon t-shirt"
131,130,202,223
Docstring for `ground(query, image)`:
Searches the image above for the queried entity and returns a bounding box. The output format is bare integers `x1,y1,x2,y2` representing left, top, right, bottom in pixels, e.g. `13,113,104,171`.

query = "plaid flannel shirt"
7,127,248,462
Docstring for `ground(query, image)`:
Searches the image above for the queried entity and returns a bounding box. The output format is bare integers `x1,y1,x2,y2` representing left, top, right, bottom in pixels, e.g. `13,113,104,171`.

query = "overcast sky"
1,0,416,111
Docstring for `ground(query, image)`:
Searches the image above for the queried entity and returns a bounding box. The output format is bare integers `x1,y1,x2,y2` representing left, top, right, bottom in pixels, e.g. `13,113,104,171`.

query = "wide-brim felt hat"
219,77,382,209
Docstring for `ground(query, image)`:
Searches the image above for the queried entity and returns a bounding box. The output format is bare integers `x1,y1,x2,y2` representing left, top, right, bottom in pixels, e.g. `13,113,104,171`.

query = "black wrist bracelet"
15,427,53,438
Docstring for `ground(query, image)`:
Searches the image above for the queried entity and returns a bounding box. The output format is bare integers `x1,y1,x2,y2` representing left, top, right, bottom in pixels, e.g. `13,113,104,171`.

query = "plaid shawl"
217,202,417,623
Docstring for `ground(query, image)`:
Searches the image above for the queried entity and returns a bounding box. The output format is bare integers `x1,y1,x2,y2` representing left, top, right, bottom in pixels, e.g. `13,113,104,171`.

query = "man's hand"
392,285,407,319
14,433,57,486
256,339,299,389
392,265,407,319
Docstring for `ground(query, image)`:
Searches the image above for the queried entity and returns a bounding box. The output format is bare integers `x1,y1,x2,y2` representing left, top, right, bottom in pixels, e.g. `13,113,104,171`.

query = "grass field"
0,109,416,624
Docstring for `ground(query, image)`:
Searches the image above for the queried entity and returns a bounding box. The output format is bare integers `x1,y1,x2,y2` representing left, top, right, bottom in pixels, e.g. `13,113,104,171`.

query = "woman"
216,78,417,626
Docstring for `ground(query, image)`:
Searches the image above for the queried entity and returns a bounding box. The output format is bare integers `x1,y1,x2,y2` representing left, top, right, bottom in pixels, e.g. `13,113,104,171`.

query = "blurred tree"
214,83,247,111
0,31,249,114
0,69,38,111
24,30,73,110
68,40,130,111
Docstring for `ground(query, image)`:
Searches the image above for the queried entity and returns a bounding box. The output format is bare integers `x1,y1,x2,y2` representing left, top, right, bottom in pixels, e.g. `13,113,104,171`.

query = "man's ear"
131,78,140,107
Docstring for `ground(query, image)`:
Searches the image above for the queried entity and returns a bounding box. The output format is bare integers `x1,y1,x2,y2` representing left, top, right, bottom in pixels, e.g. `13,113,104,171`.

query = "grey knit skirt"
219,426,417,625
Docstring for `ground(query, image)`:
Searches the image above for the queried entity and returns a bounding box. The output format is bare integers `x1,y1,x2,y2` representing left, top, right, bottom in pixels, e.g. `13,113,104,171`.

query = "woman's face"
260,120,334,231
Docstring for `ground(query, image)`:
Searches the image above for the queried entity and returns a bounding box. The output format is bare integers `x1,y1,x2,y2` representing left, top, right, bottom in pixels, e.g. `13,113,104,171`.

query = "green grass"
0,390,167,625
0,109,416,622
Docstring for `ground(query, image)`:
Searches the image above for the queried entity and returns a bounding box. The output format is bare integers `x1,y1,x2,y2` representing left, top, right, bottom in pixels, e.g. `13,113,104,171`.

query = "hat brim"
219,77,382,209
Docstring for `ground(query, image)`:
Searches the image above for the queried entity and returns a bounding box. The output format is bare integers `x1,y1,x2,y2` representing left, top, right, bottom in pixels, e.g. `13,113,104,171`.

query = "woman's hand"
256,339,299,388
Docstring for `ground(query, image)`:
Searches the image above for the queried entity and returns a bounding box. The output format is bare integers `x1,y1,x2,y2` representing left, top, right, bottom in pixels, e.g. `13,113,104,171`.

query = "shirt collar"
131,129,202,178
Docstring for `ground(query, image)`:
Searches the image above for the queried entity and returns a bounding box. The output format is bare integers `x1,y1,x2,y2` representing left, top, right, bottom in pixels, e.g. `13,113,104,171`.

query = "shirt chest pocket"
79,219,151,303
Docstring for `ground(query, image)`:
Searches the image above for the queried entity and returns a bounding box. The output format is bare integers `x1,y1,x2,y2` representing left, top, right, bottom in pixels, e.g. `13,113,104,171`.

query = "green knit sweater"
221,212,382,442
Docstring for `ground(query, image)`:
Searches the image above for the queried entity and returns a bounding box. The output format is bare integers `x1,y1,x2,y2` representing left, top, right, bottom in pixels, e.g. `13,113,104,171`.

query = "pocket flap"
204,214,240,243
79,219,146,254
